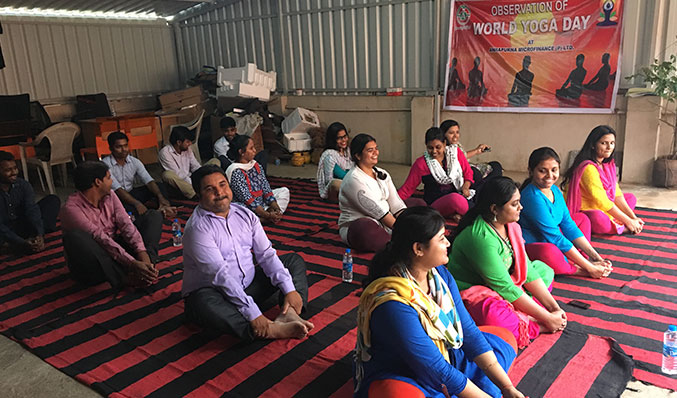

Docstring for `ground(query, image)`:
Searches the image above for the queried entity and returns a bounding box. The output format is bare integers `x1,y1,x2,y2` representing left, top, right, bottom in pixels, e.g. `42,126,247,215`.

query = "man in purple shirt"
60,161,161,289
182,164,313,341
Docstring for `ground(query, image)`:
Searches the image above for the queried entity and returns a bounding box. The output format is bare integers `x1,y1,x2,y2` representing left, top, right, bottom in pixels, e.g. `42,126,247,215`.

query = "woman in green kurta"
448,177,567,348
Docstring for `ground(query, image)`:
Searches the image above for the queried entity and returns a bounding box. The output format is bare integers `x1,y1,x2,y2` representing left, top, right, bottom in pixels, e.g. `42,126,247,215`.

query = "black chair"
73,93,112,121
0,94,31,146
30,100,53,136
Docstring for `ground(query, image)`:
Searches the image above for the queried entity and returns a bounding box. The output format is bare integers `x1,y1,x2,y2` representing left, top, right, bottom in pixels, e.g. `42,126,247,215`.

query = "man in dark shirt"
0,150,60,254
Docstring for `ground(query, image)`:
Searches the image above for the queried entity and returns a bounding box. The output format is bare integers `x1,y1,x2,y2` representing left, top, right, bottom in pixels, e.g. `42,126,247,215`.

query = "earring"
492,213,497,223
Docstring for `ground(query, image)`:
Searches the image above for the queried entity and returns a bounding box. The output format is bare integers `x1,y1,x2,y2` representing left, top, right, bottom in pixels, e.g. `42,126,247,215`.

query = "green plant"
627,53,677,158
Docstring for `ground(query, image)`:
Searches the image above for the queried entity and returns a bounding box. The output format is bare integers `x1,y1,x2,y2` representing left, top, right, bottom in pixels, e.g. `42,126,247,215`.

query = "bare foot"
574,263,609,279
266,320,309,339
276,310,315,331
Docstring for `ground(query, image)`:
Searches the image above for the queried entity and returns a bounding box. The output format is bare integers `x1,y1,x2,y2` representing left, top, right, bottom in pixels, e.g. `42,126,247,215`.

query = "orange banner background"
444,0,623,112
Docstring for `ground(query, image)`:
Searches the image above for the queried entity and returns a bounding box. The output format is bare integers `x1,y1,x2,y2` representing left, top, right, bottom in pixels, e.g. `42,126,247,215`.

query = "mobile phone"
483,147,491,152
568,299,591,309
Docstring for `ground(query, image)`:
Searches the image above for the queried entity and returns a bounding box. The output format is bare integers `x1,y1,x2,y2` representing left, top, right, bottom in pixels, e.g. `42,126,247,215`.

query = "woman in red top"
398,127,474,221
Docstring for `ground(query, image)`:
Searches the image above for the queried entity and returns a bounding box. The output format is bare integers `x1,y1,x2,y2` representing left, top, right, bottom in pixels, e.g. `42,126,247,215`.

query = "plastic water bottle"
342,248,353,283
127,211,135,222
662,325,677,374
171,219,182,247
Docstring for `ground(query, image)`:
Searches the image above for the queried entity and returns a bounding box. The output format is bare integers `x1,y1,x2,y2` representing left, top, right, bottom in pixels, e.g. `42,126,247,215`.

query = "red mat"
0,177,672,396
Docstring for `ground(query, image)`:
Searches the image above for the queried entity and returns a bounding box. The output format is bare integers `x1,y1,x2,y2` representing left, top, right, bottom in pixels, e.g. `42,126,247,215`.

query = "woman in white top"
317,122,354,203
338,134,407,252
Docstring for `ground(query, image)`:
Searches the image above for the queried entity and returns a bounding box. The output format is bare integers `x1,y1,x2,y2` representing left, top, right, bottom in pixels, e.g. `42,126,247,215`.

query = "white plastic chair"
19,122,80,194
169,109,205,163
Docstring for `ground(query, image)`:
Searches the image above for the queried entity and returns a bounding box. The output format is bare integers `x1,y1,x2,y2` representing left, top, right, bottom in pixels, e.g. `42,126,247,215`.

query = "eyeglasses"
336,134,349,140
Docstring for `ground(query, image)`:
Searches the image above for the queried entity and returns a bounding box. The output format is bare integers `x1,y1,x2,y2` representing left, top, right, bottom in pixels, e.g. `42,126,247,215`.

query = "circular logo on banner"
456,5,471,26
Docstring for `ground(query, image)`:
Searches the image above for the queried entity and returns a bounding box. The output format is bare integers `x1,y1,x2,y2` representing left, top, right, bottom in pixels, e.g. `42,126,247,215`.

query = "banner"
444,0,624,113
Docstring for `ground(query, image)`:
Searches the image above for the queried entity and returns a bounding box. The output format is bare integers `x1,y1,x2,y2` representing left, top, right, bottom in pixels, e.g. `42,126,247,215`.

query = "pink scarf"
565,159,617,214
506,222,529,286
460,221,532,347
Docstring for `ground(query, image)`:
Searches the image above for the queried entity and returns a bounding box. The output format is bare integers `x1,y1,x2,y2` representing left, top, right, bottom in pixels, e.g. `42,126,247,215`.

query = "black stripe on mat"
593,237,677,255
11,266,184,333
552,287,677,319
32,291,183,361
89,325,220,397
558,304,670,333
552,275,677,304
0,259,68,289
295,351,353,398
15,273,184,339
141,279,357,398
95,274,332,395
560,322,662,361
225,306,358,397
0,250,66,277
516,324,588,397
586,340,634,398
0,275,84,317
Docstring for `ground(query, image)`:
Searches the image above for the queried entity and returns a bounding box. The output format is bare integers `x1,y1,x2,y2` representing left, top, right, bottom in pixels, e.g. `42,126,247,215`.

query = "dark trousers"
62,209,163,288
123,183,170,215
6,195,60,243
470,161,503,193
184,253,308,341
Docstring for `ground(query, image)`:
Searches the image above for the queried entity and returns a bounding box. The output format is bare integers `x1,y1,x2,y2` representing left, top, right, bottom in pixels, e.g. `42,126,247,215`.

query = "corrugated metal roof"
0,0,214,18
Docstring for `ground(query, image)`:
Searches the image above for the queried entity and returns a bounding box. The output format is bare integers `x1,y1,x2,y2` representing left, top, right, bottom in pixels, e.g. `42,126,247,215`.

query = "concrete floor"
0,161,675,397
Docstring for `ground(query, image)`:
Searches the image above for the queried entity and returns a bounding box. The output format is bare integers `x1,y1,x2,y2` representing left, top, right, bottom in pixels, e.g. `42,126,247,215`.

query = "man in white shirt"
103,131,176,219
213,116,238,170
159,126,207,199
213,116,269,173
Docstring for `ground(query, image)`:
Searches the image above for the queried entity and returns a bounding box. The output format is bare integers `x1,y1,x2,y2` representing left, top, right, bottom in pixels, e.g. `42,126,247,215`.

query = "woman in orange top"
561,125,643,234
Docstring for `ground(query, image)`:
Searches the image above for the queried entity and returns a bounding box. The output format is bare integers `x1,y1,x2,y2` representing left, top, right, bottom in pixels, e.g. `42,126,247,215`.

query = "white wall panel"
0,16,180,102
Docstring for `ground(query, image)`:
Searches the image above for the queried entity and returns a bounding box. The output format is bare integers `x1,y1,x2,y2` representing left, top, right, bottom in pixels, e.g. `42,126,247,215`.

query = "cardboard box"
157,111,196,145
159,86,206,112
79,117,120,148
210,115,223,145
135,147,158,164
282,132,312,152
282,107,320,134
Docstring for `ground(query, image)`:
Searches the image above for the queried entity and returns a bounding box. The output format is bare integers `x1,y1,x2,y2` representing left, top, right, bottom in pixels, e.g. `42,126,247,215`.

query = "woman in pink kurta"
398,127,474,220
561,125,643,235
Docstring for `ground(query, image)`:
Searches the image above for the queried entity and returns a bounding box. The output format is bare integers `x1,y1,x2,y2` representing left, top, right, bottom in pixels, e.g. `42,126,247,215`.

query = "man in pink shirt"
60,161,161,289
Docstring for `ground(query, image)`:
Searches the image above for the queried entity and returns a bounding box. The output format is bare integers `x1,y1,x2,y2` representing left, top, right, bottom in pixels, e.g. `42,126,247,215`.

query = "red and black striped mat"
0,177,672,397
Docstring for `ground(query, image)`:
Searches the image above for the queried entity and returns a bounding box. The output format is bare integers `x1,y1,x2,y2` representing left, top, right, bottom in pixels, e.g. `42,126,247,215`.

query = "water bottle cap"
669,325,677,332
127,211,132,215
174,218,179,222
345,248,351,254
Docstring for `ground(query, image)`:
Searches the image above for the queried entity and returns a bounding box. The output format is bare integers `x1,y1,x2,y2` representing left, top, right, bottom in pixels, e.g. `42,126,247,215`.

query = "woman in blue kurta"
355,207,523,398
519,147,612,278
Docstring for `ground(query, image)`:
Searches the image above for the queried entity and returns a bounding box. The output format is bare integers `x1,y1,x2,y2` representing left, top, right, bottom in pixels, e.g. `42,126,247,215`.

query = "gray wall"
0,16,180,101
174,0,438,94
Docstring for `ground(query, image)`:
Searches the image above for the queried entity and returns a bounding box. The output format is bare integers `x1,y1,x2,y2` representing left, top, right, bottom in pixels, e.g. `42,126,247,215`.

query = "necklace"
486,220,514,257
